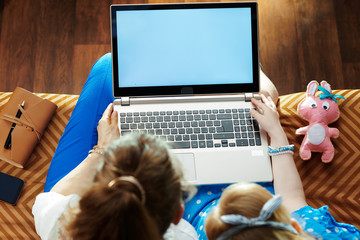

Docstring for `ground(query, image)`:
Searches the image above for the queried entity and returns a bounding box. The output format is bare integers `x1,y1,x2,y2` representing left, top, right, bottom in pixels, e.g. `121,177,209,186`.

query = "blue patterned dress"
184,183,360,240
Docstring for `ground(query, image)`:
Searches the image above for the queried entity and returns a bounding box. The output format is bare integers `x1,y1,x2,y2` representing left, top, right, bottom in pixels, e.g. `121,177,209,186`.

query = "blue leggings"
44,53,114,191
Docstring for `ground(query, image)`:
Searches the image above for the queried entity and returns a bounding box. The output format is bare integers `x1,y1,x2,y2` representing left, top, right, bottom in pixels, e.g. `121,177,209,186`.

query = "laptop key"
121,130,131,136
253,119,260,131
213,133,234,139
222,120,233,132
236,139,249,146
217,114,232,119
191,121,198,127
216,127,224,133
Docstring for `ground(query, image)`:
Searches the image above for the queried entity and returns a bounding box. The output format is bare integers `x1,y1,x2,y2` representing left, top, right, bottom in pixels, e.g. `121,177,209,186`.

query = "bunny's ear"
320,80,332,94
306,80,319,96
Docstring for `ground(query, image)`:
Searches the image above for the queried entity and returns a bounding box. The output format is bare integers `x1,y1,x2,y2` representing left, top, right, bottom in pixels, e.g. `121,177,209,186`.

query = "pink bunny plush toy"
296,80,345,163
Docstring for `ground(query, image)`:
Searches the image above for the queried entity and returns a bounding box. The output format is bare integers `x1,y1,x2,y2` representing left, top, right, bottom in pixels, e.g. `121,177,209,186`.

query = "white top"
32,192,198,240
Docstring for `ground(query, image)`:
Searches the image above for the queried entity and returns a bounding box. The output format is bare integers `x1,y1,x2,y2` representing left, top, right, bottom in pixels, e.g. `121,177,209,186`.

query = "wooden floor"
0,0,359,96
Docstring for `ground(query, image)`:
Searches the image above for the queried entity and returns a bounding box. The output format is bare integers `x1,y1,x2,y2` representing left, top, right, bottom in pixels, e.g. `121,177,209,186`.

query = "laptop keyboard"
119,108,261,149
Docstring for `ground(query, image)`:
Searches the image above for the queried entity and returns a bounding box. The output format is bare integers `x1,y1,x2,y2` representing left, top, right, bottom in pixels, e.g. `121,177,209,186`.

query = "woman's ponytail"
67,181,160,240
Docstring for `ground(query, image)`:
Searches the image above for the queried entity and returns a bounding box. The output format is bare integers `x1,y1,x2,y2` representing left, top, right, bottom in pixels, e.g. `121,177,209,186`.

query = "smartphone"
0,172,25,205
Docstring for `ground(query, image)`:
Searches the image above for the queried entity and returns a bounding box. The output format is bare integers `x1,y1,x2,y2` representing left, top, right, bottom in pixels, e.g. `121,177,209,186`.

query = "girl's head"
66,133,190,240
205,183,309,240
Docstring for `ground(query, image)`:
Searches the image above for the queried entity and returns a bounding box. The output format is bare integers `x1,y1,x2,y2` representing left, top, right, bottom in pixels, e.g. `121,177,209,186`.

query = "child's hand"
250,95,283,139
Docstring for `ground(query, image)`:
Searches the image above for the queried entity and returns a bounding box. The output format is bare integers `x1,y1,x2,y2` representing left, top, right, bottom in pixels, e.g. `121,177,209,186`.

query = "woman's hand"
97,103,120,148
249,94,283,139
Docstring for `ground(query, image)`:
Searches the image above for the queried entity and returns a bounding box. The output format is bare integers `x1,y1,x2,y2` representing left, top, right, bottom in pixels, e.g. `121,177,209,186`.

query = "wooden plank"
333,0,360,63
73,44,111,94
0,1,4,40
33,0,76,94
0,0,40,92
294,0,344,90
258,0,303,95
112,0,148,4
343,62,360,88
74,0,111,45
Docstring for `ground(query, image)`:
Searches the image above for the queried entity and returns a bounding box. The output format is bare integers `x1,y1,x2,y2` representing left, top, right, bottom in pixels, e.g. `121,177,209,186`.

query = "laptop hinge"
245,93,254,102
244,93,261,102
120,97,130,106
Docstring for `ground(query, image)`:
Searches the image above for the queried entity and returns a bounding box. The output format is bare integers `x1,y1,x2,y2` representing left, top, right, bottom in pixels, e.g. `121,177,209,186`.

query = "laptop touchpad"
176,153,196,182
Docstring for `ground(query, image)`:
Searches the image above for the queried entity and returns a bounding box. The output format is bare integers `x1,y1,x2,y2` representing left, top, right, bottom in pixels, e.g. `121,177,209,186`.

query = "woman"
32,54,198,240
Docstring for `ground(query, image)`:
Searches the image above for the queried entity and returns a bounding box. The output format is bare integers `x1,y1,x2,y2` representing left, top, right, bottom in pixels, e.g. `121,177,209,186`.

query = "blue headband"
216,195,298,240
318,86,345,103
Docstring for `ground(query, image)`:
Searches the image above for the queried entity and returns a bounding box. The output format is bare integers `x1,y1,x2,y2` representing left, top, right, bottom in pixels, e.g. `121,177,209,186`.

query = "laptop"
110,2,273,185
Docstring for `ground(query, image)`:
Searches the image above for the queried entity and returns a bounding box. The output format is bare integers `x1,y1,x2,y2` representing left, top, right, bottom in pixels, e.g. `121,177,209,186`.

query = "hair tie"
216,195,298,240
108,176,146,205
318,86,345,103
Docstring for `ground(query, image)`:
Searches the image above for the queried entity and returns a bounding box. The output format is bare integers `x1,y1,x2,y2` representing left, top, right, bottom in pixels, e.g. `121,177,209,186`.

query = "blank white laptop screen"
115,8,253,88
110,3,273,185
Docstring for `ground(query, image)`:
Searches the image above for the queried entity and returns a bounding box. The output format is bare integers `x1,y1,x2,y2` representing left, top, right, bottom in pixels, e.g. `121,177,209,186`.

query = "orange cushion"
278,89,360,228
0,92,78,239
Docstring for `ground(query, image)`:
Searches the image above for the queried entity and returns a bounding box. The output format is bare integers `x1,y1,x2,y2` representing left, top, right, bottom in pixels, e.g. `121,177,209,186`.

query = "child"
185,95,360,240
205,183,312,240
